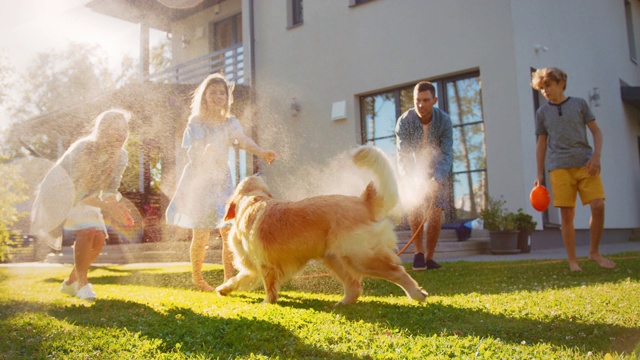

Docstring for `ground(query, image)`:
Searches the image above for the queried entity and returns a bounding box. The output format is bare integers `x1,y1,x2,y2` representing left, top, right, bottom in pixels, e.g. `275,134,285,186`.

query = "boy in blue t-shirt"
531,67,615,271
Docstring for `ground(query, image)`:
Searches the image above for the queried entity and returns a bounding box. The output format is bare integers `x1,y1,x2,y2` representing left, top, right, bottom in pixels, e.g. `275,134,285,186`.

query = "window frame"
287,0,303,28
358,70,486,222
625,0,638,64
209,13,242,52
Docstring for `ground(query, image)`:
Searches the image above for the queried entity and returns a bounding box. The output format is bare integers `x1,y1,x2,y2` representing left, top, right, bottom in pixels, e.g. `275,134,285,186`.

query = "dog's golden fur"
216,145,427,304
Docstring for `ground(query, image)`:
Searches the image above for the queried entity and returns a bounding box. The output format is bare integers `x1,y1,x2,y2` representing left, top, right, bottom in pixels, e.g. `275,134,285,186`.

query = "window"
209,14,244,84
229,147,247,188
288,0,303,27
210,14,242,52
625,0,637,63
359,72,486,222
360,87,412,156
445,74,486,221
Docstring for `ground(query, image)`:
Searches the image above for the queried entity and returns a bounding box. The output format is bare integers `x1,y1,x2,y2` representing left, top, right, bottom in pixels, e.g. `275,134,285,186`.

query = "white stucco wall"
510,0,640,228
226,0,640,230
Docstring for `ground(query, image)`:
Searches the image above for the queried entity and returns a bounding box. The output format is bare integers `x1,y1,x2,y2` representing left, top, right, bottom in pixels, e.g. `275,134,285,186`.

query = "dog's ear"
224,201,236,221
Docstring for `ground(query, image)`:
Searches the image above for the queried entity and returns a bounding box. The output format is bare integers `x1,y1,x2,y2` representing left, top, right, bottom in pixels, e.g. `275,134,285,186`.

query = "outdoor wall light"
181,35,190,48
589,87,601,107
291,98,301,117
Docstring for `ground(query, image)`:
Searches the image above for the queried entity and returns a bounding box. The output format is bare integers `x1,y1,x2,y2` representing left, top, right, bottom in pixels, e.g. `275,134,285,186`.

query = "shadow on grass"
8,298,361,359
272,295,640,356
41,252,640,298
283,252,640,297
32,252,640,356
41,265,226,291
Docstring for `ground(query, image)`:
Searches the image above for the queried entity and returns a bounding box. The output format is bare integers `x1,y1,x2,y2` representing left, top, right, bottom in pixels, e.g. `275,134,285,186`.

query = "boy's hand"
534,176,544,187
262,150,278,165
586,156,601,176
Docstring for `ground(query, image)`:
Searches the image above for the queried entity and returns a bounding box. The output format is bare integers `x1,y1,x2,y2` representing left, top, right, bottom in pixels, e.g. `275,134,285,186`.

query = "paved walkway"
439,241,639,263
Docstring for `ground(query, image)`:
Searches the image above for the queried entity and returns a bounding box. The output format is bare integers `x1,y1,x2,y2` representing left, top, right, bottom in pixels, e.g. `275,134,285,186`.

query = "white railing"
148,44,244,85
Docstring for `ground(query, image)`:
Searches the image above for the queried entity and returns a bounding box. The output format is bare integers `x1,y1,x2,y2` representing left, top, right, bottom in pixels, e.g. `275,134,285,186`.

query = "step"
396,229,491,262
41,229,490,265
43,241,223,265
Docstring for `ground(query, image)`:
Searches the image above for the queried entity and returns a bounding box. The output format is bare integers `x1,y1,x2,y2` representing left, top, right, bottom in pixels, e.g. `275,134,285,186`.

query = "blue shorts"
411,184,449,212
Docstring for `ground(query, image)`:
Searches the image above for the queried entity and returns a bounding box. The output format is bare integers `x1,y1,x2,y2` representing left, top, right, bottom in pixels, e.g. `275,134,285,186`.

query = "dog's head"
224,175,273,221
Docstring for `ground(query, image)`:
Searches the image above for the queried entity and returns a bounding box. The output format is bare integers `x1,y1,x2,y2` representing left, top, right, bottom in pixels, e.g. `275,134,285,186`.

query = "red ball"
530,185,550,212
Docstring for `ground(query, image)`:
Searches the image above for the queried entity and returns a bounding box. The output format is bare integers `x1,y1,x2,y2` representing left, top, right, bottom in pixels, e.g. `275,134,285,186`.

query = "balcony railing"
147,44,245,85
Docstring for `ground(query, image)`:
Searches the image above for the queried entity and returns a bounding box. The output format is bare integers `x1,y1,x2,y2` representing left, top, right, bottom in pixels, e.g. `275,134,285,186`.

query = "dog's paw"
215,285,231,296
413,288,429,302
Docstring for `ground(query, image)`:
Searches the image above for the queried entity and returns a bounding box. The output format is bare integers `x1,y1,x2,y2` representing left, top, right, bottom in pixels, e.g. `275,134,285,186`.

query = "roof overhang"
620,86,640,111
86,0,221,32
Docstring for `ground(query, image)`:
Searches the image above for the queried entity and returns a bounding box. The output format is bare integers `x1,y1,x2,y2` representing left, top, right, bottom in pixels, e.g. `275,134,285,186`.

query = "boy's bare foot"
568,261,582,272
589,254,616,269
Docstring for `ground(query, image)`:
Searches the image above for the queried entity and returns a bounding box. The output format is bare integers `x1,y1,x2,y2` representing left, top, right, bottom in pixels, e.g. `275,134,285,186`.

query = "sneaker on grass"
76,284,97,300
426,258,442,270
60,280,78,296
412,253,426,270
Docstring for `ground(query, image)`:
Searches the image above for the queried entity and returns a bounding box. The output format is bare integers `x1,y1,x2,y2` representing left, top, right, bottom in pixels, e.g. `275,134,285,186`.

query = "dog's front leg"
215,270,260,296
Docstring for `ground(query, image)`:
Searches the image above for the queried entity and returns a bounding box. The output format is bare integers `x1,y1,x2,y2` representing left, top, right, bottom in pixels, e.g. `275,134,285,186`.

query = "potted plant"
479,196,520,254
514,208,537,253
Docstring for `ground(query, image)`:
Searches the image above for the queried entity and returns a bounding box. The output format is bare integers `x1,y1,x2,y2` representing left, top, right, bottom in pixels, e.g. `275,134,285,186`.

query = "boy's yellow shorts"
549,167,605,207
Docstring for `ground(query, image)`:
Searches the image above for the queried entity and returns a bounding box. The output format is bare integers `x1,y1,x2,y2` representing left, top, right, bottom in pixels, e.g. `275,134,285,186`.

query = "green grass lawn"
1,253,639,359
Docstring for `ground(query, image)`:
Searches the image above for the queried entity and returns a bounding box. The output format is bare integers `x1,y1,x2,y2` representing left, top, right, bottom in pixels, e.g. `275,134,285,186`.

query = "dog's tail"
352,145,399,220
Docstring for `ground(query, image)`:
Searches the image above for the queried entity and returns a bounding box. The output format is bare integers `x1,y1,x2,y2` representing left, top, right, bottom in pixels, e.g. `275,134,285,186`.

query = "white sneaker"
76,284,97,300
60,280,78,296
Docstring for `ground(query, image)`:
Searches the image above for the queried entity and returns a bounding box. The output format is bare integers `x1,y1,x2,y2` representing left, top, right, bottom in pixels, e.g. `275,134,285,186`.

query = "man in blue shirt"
395,81,453,270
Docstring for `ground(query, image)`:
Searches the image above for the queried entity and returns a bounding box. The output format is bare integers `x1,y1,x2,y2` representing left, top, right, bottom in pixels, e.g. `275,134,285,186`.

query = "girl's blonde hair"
531,67,568,91
190,73,234,119
88,109,131,142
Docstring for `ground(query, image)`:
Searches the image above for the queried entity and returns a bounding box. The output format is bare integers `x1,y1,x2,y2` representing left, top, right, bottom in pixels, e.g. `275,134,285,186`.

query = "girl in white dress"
31,109,134,300
166,73,277,291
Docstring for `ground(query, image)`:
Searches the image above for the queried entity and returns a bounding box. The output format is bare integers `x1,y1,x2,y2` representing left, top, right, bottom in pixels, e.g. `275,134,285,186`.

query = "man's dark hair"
414,81,436,97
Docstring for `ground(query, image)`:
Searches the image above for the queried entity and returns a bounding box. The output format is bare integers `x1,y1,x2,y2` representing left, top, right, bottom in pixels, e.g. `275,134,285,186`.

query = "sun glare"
3,0,140,72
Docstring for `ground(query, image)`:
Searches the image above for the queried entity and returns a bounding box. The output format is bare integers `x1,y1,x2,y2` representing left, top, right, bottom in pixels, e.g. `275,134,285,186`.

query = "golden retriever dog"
216,145,427,305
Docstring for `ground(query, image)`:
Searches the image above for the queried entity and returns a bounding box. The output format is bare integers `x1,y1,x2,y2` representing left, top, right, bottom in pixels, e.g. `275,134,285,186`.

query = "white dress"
31,141,128,250
165,116,249,229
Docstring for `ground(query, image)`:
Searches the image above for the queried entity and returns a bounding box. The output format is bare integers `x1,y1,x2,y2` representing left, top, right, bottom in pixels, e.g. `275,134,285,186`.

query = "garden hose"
396,196,435,256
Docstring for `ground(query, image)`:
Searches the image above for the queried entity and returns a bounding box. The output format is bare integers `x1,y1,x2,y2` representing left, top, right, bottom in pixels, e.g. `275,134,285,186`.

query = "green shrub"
0,161,28,262
479,196,505,231
514,208,537,233
479,196,521,231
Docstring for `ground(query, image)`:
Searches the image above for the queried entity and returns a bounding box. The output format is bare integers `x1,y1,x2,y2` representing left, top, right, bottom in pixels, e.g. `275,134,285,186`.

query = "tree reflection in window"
359,72,487,221
446,76,487,219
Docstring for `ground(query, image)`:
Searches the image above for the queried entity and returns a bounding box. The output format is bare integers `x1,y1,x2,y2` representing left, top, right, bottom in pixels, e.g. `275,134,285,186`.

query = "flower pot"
489,230,520,254
518,231,532,253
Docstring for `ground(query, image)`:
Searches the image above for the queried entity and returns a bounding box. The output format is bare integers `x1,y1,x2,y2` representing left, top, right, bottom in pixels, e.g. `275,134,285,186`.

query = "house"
80,0,640,247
